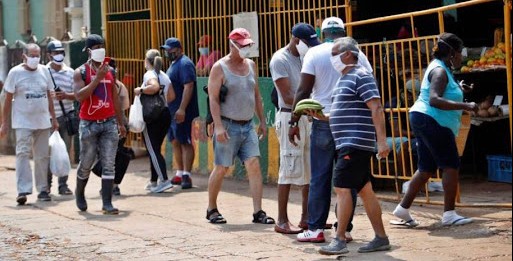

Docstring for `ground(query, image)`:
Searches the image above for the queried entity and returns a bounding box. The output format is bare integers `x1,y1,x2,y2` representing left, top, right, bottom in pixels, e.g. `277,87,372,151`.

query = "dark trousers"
143,111,172,182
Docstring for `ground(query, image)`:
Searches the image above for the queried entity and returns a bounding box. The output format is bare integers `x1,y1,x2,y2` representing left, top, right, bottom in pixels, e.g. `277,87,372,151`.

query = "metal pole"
504,0,513,150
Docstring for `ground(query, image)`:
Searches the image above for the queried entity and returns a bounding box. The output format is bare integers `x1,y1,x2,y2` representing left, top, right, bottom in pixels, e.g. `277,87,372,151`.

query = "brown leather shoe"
298,221,333,230
274,222,303,234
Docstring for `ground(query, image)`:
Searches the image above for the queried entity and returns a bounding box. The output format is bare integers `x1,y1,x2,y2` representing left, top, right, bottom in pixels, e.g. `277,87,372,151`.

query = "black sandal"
206,208,227,224
252,210,275,224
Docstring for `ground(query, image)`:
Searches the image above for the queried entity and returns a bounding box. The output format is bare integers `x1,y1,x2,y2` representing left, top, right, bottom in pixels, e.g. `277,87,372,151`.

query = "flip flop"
442,217,473,226
390,219,420,228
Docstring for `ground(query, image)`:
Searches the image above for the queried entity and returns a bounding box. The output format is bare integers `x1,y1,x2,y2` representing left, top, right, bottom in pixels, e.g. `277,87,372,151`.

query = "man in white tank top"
205,28,275,225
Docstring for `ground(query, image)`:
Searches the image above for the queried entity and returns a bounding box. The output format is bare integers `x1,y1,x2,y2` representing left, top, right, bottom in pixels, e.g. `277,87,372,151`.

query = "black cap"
292,23,321,47
83,34,105,52
47,40,65,52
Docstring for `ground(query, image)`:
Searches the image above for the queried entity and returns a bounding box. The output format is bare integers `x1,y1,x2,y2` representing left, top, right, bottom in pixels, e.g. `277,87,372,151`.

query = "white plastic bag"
128,95,145,133
49,131,71,177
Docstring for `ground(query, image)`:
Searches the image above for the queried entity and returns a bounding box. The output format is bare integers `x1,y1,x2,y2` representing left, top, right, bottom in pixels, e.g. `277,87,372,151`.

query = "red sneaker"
171,176,182,185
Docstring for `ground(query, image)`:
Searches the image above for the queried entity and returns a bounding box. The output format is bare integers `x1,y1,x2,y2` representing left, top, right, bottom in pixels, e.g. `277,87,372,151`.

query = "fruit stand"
454,41,512,177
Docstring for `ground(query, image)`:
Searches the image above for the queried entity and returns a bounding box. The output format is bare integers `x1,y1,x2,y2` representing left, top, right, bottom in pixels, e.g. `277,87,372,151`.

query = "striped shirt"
47,63,75,118
329,67,381,152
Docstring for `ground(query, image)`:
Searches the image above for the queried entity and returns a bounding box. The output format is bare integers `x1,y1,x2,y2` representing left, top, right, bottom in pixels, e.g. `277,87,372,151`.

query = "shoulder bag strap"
154,70,163,95
47,67,67,115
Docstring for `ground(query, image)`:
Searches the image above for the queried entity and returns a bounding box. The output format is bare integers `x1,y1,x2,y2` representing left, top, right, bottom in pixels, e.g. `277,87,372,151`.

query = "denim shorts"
409,112,460,172
213,119,260,167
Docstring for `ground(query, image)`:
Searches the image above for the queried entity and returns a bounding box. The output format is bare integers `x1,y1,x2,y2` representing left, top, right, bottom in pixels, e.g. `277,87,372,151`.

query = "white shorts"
275,111,311,186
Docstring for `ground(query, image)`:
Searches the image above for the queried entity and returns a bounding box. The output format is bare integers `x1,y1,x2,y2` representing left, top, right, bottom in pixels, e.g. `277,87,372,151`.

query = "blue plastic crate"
487,155,512,184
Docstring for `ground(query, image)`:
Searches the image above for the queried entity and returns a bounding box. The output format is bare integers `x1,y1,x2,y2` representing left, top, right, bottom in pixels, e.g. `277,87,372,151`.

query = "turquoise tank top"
410,59,463,136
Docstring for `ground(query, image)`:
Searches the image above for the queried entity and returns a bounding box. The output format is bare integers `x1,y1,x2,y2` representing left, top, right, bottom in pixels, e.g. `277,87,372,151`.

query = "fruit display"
471,95,501,118
460,42,510,73
294,99,324,115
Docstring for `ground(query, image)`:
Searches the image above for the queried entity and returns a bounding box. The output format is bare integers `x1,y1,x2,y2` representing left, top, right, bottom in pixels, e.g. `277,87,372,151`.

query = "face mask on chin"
26,56,40,70
90,48,106,63
52,54,65,65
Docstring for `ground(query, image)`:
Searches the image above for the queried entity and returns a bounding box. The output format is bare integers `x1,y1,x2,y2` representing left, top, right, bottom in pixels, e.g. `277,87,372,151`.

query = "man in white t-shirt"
270,23,320,234
289,17,360,243
46,40,75,196
0,43,59,205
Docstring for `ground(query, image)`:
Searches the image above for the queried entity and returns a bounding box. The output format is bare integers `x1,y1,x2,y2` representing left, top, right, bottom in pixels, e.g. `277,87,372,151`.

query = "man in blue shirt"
161,38,199,189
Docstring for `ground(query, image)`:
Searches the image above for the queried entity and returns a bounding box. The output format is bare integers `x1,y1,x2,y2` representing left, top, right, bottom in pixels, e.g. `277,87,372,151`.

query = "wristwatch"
288,120,298,128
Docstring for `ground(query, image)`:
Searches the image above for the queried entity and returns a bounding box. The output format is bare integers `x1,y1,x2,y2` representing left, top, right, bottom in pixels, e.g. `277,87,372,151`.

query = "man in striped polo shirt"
46,40,75,196
318,37,391,256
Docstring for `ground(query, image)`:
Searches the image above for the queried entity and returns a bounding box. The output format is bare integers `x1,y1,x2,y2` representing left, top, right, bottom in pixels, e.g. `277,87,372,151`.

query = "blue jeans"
308,120,356,231
76,118,119,180
214,119,260,167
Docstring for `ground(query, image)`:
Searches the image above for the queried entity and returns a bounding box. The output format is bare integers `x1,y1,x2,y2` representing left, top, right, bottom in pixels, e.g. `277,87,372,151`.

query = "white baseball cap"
321,17,345,31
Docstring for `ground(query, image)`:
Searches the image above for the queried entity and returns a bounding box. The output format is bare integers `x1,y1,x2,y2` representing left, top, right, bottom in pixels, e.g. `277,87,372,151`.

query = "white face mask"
231,40,251,59
52,54,65,65
296,40,309,58
330,52,357,74
90,48,106,63
199,47,210,56
26,56,40,69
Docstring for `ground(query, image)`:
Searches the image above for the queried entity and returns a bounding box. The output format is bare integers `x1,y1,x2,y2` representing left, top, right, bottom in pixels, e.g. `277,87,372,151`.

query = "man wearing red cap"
205,28,275,225
196,35,221,76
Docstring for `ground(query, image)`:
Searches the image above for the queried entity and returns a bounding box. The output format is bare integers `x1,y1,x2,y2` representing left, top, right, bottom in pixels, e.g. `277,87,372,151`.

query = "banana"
297,99,322,107
294,103,324,114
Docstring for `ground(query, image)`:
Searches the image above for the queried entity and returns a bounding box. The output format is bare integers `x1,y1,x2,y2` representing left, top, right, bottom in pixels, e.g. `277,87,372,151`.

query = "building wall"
2,0,55,43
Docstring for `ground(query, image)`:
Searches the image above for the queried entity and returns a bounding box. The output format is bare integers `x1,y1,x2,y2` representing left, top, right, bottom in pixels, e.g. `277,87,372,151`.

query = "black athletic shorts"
333,147,373,192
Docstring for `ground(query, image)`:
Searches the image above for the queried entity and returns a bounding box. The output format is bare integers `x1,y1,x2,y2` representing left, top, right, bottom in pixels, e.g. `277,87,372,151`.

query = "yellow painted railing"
105,0,512,207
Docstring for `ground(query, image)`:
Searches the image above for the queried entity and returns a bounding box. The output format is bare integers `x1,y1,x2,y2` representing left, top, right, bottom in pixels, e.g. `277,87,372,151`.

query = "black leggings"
143,110,172,182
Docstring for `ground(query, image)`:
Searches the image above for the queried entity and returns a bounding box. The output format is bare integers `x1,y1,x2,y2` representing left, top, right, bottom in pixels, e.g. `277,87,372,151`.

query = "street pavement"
0,155,511,261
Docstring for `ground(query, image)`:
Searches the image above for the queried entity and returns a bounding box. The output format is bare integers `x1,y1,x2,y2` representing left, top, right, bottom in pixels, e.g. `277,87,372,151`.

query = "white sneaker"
150,180,173,193
297,229,325,243
145,181,157,191
442,211,473,226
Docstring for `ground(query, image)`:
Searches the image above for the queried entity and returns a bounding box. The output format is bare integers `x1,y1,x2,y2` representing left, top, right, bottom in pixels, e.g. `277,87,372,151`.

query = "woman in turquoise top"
392,33,479,227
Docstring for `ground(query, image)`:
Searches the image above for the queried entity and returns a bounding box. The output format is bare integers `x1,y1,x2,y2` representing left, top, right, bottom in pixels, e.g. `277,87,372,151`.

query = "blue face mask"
199,47,210,56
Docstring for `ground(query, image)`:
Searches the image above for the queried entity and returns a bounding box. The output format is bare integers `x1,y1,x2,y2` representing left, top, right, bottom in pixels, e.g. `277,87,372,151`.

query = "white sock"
442,210,457,221
176,170,183,177
182,171,191,177
393,205,414,221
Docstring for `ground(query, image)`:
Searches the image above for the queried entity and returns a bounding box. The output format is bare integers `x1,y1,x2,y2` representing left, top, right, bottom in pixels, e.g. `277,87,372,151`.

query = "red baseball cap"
228,28,254,46
197,35,212,46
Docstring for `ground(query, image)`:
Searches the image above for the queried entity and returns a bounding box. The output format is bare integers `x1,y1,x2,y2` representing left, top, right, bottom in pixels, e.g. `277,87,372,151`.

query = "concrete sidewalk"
0,155,511,261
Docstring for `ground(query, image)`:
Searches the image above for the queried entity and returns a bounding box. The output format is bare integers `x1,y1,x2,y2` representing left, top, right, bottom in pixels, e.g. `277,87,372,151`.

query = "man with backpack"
73,34,126,215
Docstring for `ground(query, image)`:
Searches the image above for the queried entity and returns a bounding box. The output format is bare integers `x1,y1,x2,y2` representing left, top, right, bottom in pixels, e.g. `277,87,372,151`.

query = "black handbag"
64,110,80,136
140,71,167,123
48,68,80,136
203,84,228,125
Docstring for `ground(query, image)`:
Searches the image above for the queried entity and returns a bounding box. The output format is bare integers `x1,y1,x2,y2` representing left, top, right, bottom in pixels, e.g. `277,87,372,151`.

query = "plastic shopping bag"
49,131,71,178
128,95,145,133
